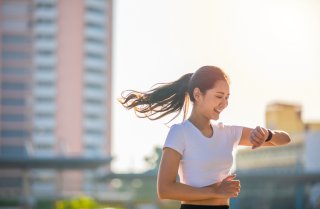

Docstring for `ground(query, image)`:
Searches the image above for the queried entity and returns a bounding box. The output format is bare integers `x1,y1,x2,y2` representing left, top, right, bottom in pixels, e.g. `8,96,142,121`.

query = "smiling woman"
118,65,291,209
113,0,320,174
119,66,229,123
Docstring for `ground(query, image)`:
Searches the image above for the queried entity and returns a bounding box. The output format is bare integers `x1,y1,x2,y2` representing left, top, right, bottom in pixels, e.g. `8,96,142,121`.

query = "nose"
221,98,228,108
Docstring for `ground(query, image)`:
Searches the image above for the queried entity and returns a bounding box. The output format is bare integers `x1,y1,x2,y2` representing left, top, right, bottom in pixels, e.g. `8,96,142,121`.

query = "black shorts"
180,204,229,209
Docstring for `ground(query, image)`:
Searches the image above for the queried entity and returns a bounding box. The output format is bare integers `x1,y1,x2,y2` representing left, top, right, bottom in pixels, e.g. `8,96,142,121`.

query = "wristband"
265,129,273,142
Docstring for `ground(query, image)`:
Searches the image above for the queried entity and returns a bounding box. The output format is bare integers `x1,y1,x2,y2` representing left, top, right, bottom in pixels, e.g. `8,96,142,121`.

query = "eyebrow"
216,92,230,95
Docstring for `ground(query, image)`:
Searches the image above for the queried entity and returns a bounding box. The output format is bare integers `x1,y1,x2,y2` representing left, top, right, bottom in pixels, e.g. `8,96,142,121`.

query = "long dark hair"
118,66,230,122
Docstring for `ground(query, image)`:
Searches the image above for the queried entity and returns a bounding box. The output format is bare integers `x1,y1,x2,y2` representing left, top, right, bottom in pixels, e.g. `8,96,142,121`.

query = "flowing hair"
118,66,229,122
119,73,193,122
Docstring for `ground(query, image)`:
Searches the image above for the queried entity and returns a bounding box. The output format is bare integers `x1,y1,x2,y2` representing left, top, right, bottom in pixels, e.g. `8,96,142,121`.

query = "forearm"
158,182,222,201
267,130,291,146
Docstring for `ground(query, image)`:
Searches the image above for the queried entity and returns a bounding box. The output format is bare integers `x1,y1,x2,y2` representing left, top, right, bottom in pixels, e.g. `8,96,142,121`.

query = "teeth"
215,109,222,113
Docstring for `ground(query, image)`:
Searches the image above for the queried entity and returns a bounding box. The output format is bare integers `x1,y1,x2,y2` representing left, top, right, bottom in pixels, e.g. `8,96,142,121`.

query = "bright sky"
111,0,320,173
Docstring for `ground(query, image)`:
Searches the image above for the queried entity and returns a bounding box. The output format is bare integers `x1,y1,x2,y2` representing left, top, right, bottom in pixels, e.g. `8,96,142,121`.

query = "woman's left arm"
239,126,291,149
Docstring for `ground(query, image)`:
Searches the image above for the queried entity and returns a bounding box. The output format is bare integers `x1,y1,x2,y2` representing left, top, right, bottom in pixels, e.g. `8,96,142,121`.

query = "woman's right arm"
157,148,240,201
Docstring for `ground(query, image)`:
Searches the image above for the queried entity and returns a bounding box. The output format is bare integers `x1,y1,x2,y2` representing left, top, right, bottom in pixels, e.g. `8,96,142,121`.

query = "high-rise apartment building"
0,0,112,198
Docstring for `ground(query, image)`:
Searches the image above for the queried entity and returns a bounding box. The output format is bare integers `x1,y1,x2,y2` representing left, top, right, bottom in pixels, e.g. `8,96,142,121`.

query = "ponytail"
119,65,229,123
118,73,193,122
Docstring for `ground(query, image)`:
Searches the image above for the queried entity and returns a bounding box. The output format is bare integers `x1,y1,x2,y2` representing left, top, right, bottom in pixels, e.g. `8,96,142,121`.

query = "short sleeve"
163,124,185,155
222,124,243,148
230,125,243,148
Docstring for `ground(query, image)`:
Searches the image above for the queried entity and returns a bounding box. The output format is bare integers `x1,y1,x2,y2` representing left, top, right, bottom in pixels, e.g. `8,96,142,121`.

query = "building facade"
236,102,320,174
0,0,112,199
235,102,320,209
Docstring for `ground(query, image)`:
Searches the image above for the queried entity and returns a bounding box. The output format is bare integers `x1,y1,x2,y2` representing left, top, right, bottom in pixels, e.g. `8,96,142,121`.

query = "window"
86,113,101,120
36,34,54,41
35,112,54,118
86,37,104,45
2,35,31,44
0,98,25,106
86,83,103,90
86,67,105,75
0,114,28,122
0,145,27,157
35,2,55,10
0,177,22,187
35,19,54,25
0,130,30,138
1,67,31,75
36,81,54,87
86,7,104,16
1,20,29,32
37,66,53,71
1,2,29,16
34,144,53,150
1,82,28,90
36,50,54,56
86,22,105,32
35,97,54,103
85,98,104,105
2,51,31,60
86,129,103,137
86,52,104,61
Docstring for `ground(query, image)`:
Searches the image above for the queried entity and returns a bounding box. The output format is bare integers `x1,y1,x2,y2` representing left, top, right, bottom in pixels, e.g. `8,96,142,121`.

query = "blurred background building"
0,0,113,205
236,102,320,174
234,102,320,209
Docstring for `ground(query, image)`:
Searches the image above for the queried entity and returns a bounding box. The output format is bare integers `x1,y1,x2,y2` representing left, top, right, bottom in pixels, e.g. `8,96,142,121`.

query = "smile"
214,108,222,113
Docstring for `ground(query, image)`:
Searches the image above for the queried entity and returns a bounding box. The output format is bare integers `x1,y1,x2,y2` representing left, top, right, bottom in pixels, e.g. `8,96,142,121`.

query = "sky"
111,0,320,173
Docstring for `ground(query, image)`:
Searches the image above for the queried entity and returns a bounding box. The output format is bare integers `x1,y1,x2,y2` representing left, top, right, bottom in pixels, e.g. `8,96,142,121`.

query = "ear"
193,88,202,102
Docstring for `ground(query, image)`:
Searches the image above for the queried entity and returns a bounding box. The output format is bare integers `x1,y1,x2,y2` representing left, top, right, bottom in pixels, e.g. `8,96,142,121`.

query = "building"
0,0,112,201
265,102,304,134
236,102,320,173
102,147,179,209
234,102,320,209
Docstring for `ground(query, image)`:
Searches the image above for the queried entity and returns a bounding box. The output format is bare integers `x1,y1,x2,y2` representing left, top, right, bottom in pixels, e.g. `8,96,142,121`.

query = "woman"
119,66,291,209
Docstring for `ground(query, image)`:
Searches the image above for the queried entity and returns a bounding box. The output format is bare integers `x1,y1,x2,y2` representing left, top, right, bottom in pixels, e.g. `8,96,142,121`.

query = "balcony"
85,12,106,25
84,119,106,130
34,9,57,20
33,133,55,146
34,24,57,35
35,40,57,51
84,58,106,69
34,87,56,98
85,73,105,84
85,29,106,41
85,0,106,10
85,42,106,54
34,119,55,130
34,103,56,113
35,70,56,82
34,56,56,67
84,105,106,115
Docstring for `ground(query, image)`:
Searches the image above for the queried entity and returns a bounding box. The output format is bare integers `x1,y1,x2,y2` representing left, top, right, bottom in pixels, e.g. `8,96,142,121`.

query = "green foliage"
55,196,125,209
55,196,98,209
0,199,19,206
37,199,55,209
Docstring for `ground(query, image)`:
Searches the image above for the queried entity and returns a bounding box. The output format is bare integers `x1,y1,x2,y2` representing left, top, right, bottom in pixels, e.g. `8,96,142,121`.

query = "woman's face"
194,80,230,120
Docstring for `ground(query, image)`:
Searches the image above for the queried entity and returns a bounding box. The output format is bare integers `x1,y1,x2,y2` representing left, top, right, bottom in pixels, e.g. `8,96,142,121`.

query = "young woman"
119,66,291,209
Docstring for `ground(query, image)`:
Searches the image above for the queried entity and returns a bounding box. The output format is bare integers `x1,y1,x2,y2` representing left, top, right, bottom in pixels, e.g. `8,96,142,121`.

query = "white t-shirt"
163,120,243,187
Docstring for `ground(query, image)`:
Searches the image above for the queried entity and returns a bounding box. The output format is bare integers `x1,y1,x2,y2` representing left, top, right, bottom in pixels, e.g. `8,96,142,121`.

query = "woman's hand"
211,174,241,198
239,126,291,148
158,148,241,201
250,126,269,149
